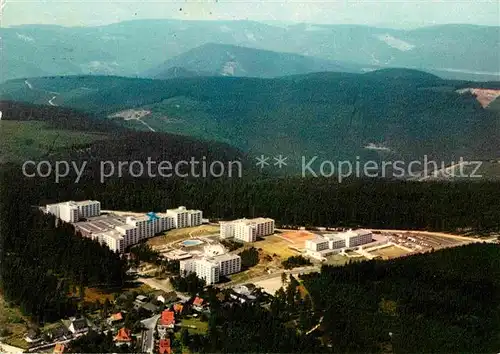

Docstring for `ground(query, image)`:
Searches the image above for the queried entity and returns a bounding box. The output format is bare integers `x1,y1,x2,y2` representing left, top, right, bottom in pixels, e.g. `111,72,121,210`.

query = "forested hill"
2,71,499,166
0,101,253,173
144,43,366,79
300,243,500,352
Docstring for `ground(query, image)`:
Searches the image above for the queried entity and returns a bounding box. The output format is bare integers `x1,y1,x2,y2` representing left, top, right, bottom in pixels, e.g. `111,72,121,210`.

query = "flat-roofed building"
220,217,275,242
74,200,101,219
46,200,100,222
305,238,329,252
220,222,235,239
213,254,241,276
179,258,220,285
167,206,202,228
328,236,346,250
59,202,79,223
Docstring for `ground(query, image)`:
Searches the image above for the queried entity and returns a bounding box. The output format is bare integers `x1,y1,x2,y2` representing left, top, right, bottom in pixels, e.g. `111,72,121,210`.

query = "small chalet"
24,329,42,344
159,338,172,354
67,317,88,335
159,309,175,329
192,296,205,311
107,312,124,326
173,303,184,314
53,343,65,354
114,327,132,346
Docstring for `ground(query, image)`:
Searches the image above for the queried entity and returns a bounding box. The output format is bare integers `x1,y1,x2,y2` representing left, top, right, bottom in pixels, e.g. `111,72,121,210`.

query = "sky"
1,0,499,28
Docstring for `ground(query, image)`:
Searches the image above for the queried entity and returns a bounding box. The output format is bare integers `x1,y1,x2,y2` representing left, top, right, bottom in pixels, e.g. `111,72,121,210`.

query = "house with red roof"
192,296,206,311
159,338,172,354
159,309,175,329
173,303,184,314
114,327,132,345
107,312,123,326
53,343,65,354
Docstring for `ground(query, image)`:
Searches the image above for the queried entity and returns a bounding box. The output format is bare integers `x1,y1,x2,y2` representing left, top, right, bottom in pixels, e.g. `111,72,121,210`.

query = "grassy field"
0,294,29,349
76,282,154,304
250,235,300,259
371,245,411,259
147,225,220,247
179,317,209,335
324,254,367,266
0,121,107,162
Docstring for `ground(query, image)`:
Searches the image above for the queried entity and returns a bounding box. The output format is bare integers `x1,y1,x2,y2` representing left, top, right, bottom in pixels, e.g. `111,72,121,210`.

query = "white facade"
74,200,101,219
167,206,203,228
47,200,205,253
306,229,373,256
46,200,100,222
220,217,275,242
305,238,329,252
180,258,219,285
220,222,235,239
58,203,79,223
214,254,241,276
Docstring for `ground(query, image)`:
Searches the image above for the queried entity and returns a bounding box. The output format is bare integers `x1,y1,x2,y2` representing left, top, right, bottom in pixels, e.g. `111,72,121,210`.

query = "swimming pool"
182,239,203,246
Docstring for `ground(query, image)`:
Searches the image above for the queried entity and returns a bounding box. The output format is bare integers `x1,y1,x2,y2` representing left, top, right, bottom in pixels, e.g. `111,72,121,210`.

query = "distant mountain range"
2,69,498,171
1,20,499,82
144,43,369,79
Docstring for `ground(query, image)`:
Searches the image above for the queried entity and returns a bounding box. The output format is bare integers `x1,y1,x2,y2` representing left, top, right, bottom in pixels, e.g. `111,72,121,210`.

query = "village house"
107,312,124,326
24,329,42,344
67,317,89,335
114,327,132,346
53,343,65,354
192,297,205,312
157,309,175,338
159,338,172,354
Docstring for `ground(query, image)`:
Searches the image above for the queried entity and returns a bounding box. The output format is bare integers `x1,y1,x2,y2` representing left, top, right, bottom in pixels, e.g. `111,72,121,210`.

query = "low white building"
305,229,373,259
305,238,329,252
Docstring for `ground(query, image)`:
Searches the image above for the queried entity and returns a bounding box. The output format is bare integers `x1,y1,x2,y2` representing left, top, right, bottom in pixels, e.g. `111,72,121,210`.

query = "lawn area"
0,294,29,349
147,225,220,247
250,235,300,259
0,121,107,162
75,282,154,304
179,317,208,335
371,245,410,259
324,254,367,266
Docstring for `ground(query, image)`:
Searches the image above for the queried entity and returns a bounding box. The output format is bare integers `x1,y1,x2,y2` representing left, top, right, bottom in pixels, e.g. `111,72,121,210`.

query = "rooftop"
114,328,132,342
160,310,175,326
307,237,329,245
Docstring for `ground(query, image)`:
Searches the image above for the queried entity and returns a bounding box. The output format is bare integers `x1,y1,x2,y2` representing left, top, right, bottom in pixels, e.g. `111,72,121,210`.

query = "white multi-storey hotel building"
46,200,101,223
179,253,241,284
220,218,275,242
180,258,220,285
167,206,202,228
47,201,205,253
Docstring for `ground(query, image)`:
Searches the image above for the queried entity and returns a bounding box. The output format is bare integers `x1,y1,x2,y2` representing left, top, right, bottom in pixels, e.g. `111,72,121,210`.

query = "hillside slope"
144,43,367,79
0,101,251,177
1,21,499,82
2,71,498,171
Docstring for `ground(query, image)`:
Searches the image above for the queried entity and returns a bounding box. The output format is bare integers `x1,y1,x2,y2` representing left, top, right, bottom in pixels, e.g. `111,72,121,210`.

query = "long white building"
305,229,373,258
47,200,205,253
46,200,101,223
220,218,275,242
